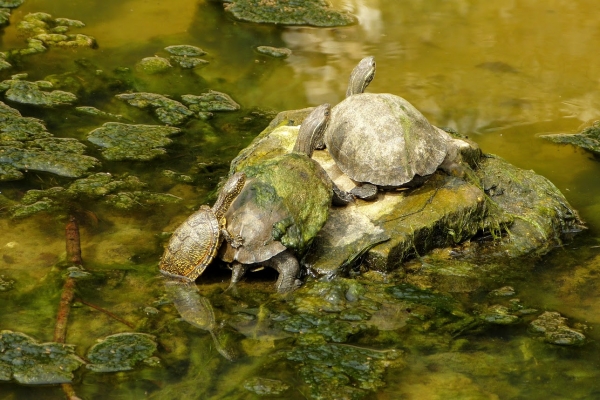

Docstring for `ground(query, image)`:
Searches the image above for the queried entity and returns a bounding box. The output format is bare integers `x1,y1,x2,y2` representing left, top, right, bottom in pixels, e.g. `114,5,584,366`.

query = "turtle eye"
324,110,330,117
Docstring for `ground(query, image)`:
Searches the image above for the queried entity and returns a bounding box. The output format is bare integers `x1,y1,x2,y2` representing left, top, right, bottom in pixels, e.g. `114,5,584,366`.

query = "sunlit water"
2,1,600,399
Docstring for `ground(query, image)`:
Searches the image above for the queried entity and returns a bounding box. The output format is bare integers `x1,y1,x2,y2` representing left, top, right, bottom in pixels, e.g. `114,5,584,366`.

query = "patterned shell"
159,205,221,280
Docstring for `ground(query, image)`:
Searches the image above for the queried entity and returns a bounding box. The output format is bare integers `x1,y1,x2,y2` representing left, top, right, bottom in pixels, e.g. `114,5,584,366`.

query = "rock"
230,108,583,276
539,121,600,157
243,377,290,396
85,332,158,372
181,90,240,113
116,92,194,125
220,0,357,27
16,12,96,51
170,56,208,69
256,45,292,58
530,311,586,346
475,154,584,257
136,56,172,74
0,75,77,107
164,45,206,57
87,122,181,161
0,330,84,384
76,106,125,120
0,101,99,181
479,304,520,325
0,0,23,7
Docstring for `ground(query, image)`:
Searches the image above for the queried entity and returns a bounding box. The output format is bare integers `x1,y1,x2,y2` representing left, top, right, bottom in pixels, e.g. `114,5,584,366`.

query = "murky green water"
2,1,600,399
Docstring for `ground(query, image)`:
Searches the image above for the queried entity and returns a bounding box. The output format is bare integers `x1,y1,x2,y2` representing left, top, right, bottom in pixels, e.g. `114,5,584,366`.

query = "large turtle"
159,172,246,280
219,103,352,293
325,56,470,199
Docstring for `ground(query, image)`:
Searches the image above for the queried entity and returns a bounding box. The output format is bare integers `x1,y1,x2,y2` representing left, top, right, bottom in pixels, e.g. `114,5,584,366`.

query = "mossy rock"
87,122,181,161
116,92,194,125
539,121,600,157
0,330,84,385
0,76,77,107
232,108,583,277
221,0,357,27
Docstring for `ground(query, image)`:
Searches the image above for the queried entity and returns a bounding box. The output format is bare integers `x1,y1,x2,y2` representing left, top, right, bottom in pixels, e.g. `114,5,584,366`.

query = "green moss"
240,153,332,253
116,92,194,125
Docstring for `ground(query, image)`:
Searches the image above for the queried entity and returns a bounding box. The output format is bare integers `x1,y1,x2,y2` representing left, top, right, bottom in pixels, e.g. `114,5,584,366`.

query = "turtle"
159,171,246,281
324,56,472,199
219,103,352,293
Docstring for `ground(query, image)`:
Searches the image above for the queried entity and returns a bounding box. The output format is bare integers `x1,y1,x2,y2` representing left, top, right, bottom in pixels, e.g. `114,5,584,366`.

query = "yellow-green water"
2,1,600,399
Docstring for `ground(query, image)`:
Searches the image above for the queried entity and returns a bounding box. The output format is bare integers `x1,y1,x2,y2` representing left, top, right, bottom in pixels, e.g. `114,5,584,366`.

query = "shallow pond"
2,1,600,399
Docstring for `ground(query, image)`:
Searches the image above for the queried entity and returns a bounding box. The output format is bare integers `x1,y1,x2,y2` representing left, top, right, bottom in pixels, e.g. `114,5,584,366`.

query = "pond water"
2,1,600,399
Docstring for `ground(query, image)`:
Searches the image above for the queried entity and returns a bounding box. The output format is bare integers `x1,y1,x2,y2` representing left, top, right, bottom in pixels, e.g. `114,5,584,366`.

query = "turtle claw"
230,234,244,249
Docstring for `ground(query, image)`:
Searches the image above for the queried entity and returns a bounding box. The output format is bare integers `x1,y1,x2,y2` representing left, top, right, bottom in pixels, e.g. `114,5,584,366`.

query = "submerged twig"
54,215,83,400
76,297,135,329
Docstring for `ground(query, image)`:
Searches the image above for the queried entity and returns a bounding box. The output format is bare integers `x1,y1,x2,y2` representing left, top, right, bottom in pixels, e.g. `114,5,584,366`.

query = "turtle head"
346,56,376,97
293,103,331,158
212,172,246,219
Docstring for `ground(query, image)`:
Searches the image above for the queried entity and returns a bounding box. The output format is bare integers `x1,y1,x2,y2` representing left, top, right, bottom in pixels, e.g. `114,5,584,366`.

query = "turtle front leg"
221,228,243,248
332,183,355,205
264,250,301,293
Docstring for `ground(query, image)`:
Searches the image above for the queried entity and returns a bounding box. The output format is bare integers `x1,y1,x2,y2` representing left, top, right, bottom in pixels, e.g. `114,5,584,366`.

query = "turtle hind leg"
263,250,301,293
350,183,378,200
225,262,249,295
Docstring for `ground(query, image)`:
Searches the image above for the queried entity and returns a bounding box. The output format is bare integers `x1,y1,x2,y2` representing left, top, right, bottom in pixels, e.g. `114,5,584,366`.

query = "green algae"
10,172,181,218
87,122,181,161
221,0,356,27
236,152,332,253
116,92,194,125
86,332,158,372
0,330,84,385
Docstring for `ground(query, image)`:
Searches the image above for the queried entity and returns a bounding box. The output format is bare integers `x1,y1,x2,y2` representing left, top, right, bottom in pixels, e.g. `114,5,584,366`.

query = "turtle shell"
220,152,332,265
160,205,221,280
325,92,449,186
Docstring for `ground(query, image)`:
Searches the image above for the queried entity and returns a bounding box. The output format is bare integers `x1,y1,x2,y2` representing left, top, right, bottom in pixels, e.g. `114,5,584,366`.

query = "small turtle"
325,56,472,199
220,104,352,293
159,172,246,280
